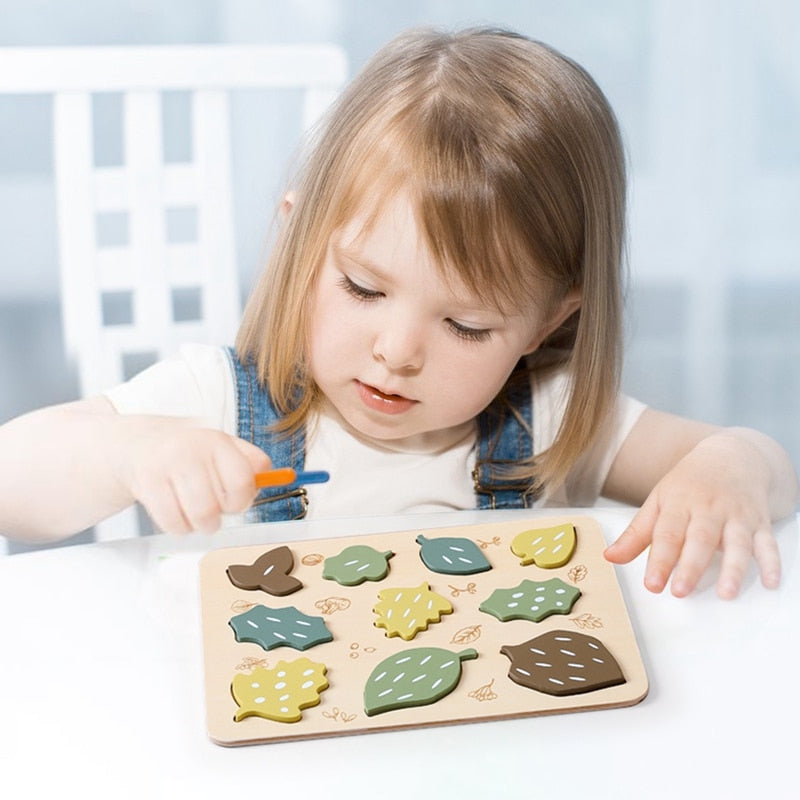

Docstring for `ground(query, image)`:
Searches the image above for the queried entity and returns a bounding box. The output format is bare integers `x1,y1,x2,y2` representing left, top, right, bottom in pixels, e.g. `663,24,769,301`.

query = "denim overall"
226,347,537,521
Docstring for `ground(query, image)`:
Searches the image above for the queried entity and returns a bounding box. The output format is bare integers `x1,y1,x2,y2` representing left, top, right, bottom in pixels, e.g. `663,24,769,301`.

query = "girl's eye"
338,275,383,302
447,319,493,343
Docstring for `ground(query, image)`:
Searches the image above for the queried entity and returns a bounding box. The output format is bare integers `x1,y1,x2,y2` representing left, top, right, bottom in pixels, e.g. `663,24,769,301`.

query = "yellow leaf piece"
373,582,453,641
231,657,329,723
511,523,577,569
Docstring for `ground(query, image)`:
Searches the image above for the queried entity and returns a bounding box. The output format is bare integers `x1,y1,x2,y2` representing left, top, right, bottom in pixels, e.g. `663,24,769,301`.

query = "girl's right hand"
0,396,271,542
113,413,273,535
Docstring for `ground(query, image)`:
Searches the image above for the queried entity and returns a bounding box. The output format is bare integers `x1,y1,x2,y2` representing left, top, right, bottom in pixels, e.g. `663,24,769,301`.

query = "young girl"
0,27,796,600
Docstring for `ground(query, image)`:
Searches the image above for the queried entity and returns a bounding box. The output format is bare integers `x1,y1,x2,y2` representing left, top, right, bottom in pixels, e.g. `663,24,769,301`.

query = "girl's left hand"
603,412,798,599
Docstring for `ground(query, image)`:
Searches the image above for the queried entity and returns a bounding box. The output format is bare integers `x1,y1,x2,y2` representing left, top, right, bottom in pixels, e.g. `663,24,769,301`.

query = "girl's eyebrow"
332,241,390,279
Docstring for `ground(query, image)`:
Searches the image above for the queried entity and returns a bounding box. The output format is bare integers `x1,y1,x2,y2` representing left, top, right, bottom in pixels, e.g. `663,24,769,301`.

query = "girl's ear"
280,190,297,220
523,287,582,354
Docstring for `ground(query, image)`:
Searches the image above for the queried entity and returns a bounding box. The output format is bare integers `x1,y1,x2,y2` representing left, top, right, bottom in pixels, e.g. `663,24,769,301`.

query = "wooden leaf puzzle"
199,515,649,746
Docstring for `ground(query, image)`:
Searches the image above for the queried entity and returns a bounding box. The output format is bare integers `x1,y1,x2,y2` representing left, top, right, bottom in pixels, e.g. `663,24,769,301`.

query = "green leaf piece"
229,604,333,651
479,578,581,623
415,534,492,575
364,646,478,716
322,545,395,586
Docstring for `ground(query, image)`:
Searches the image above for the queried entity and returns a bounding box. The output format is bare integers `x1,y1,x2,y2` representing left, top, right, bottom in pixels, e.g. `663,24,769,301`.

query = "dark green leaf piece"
228,604,333,651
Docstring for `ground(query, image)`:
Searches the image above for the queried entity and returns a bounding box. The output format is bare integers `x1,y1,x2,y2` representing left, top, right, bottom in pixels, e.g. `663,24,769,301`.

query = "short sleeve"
103,343,236,435
531,368,646,506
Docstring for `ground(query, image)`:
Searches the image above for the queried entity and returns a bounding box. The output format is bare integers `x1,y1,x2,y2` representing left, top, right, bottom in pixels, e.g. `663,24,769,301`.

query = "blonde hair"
237,26,626,494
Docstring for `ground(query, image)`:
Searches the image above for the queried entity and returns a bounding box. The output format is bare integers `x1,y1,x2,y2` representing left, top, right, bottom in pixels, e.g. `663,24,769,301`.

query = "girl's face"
307,193,576,444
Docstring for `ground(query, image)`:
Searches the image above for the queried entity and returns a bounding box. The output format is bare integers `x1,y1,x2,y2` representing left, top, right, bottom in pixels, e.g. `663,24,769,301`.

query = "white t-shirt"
105,344,645,522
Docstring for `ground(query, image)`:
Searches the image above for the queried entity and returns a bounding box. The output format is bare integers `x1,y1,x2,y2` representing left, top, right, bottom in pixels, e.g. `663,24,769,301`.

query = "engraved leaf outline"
571,612,604,630
450,624,482,644
314,596,352,615
469,678,498,702
322,706,358,723
568,564,589,583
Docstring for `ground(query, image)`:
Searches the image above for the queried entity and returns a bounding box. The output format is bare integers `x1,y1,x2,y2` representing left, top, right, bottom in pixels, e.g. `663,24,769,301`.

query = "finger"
169,469,222,533
643,505,691,594
142,478,193,535
752,525,781,590
604,496,660,564
211,443,265,514
233,438,273,474
712,520,755,600
668,512,725,598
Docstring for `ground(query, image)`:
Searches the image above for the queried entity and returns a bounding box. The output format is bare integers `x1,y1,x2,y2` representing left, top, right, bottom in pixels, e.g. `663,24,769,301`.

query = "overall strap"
225,347,308,521
473,370,538,509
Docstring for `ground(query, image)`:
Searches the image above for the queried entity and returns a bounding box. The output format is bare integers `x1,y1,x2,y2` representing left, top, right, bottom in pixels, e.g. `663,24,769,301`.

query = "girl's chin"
343,412,420,442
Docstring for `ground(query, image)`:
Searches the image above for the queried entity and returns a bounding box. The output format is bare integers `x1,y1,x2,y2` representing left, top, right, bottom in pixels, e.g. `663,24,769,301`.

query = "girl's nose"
371,322,424,372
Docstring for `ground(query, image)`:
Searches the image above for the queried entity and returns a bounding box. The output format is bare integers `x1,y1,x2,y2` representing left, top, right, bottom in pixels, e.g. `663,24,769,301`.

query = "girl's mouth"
355,381,417,415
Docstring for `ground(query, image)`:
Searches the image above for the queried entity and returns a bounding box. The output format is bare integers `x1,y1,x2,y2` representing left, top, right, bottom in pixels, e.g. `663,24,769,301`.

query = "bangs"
295,27,594,321
405,85,585,318
328,119,563,319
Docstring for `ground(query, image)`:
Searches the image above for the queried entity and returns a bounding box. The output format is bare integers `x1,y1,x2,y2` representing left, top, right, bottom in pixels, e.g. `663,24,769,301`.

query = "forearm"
0,398,134,542
711,427,799,520
604,410,799,519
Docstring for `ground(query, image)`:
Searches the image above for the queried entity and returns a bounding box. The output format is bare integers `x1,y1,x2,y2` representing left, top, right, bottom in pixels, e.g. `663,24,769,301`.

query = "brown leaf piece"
501,630,625,697
226,545,303,596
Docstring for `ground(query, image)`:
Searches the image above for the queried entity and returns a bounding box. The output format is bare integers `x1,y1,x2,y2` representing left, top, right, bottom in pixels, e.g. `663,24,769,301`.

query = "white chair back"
0,44,347,549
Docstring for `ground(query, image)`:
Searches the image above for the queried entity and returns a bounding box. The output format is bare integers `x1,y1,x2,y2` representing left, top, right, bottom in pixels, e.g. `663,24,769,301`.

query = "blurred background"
1,0,798,551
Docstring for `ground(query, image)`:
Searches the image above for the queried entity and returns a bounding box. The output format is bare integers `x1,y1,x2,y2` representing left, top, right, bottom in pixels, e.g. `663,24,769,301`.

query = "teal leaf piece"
229,604,333,652
322,545,395,586
415,534,492,575
364,646,478,716
479,578,581,623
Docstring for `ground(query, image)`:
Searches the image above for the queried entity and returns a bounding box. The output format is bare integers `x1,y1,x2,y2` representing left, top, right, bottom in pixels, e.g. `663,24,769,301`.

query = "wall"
1,0,798,550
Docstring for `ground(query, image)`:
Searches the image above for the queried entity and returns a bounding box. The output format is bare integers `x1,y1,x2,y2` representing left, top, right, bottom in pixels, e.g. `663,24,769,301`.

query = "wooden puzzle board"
199,515,648,746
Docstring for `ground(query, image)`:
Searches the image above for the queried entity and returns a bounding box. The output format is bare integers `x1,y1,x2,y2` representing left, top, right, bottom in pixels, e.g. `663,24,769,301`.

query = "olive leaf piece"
231,658,329,722
372,582,453,640
510,524,577,569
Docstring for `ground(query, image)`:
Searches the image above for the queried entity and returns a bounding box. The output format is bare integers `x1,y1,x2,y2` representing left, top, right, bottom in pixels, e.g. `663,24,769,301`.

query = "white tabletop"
1,507,797,799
